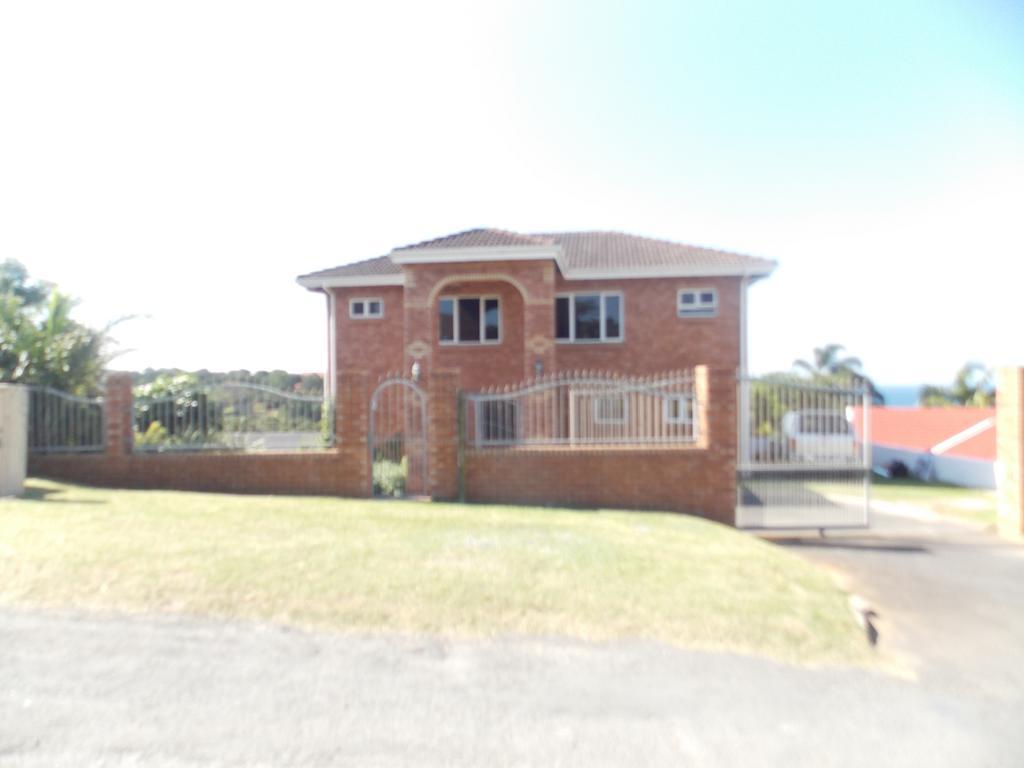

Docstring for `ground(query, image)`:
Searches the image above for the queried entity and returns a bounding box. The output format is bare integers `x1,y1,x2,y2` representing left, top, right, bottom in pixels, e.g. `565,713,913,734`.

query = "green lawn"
0,479,870,665
870,476,998,528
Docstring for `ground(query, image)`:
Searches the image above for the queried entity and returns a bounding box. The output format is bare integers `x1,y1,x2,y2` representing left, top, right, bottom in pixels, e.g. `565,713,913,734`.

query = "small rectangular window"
439,298,455,341
439,295,500,344
593,394,626,424
350,298,383,319
678,289,717,318
556,292,623,342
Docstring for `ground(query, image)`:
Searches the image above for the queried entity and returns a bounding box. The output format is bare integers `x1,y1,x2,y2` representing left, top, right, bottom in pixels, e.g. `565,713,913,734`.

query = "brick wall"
996,367,1024,538
29,450,365,496
330,263,743,388
323,249,747,459
30,363,740,524
400,260,557,390
552,275,742,374
29,371,370,498
461,366,738,524
333,286,405,386
429,370,460,500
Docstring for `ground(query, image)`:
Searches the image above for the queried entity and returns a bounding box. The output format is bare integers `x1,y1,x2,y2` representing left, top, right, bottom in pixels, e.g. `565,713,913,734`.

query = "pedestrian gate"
369,378,428,498
736,377,871,530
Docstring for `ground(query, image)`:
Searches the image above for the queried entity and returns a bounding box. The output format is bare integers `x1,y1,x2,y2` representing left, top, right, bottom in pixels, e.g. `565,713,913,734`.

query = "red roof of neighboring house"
851,407,995,461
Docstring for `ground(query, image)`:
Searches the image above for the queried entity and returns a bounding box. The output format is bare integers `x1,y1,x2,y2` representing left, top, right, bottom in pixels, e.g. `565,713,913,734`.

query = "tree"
793,343,884,403
0,260,50,307
0,260,120,396
920,363,994,407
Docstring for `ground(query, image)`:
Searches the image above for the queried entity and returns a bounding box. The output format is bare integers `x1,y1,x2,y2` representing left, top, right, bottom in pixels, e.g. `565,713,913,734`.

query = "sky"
1,0,1021,386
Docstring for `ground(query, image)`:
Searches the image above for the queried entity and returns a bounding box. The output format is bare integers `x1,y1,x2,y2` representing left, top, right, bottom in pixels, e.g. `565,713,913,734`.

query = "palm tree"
920,363,994,407
793,344,884,403
1,261,123,395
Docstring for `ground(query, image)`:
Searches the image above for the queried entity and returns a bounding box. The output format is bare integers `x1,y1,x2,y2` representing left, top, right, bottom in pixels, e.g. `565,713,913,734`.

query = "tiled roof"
299,228,774,283
298,255,401,281
851,407,995,461
539,231,774,273
394,228,553,250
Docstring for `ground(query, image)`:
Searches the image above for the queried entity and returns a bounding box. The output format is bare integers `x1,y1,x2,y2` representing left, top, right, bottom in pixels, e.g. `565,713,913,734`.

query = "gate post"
337,371,371,497
429,369,460,501
702,366,739,526
104,372,135,457
996,367,1024,539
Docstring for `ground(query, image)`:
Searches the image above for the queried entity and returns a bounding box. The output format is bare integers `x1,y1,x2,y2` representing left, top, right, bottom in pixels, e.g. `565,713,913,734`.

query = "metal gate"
369,377,428,498
736,376,871,530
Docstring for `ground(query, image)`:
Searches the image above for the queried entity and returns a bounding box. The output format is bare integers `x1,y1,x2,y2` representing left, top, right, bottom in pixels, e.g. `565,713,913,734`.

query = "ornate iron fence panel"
464,371,698,448
134,383,331,452
369,377,428,498
28,387,105,453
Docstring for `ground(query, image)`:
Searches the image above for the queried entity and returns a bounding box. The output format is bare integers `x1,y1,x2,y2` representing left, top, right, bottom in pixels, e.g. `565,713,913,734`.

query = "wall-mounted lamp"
534,359,544,378
411,361,421,383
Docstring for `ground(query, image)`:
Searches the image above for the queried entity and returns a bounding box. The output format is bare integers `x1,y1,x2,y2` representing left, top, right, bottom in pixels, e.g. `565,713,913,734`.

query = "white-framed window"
439,295,501,344
664,394,694,424
677,288,717,318
555,292,624,343
349,297,383,319
593,394,627,424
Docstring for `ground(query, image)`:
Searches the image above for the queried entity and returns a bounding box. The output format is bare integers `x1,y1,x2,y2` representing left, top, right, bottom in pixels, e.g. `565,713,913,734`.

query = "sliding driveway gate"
736,376,871,530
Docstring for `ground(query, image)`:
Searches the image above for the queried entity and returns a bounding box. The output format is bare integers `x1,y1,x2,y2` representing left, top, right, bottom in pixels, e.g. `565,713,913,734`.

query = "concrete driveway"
1,508,1022,767
770,507,1024,701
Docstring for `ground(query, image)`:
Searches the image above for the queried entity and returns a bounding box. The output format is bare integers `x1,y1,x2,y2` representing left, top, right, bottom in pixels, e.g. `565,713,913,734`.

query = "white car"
780,409,857,463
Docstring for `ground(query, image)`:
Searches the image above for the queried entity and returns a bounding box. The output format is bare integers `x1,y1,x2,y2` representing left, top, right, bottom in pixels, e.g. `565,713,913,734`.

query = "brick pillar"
429,369,460,501
337,370,370,497
700,366,738,526
996,367,1024,539
103,372,134,456
522,263,556,377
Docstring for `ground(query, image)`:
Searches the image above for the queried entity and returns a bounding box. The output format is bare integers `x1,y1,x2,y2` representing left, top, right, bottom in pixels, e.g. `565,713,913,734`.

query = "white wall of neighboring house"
872,443,996,490
932,454,996,490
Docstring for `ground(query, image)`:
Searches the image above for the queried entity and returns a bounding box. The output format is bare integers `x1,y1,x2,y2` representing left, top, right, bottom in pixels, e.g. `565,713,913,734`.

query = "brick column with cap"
337,370,370,497
429,369,460,500
996,367,1024,539
103,372,134,456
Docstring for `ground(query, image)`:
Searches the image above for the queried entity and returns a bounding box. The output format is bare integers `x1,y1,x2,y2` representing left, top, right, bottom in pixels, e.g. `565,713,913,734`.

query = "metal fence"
464,371,698,448
736,376,871,530
28,386,105,453
134,383,332,452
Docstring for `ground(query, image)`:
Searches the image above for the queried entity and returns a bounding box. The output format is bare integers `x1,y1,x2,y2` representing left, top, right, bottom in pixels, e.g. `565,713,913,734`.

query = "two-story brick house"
297,228,775,395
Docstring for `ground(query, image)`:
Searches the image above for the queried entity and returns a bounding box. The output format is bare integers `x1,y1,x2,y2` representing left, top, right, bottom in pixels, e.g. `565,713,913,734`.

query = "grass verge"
870,476,997,528
0,479,871,665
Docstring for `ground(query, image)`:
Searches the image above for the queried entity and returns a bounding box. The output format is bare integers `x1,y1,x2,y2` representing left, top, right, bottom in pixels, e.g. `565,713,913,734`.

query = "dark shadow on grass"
17,483,106,505
773,538,929,554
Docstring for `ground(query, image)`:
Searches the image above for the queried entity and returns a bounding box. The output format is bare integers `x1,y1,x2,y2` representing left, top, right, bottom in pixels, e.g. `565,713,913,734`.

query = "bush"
887,460,910,478
373,457,407,497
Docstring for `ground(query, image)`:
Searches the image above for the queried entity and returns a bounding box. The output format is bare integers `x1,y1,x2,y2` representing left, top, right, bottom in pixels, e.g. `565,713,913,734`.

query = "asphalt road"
2,509,1022,767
